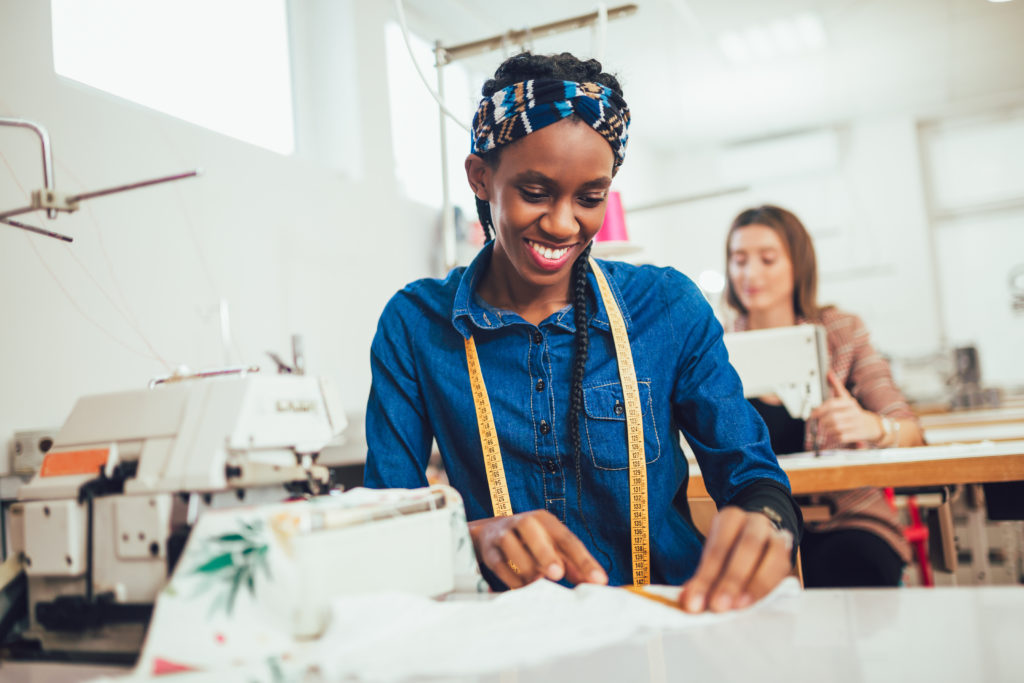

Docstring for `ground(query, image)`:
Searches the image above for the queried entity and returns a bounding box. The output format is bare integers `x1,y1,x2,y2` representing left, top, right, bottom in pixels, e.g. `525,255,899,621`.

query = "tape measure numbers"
465,335,513,518
589,258,650,586
463,258,650,585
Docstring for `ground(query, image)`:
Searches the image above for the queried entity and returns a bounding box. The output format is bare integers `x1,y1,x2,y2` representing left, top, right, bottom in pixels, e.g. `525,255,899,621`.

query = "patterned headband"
470,79,630,172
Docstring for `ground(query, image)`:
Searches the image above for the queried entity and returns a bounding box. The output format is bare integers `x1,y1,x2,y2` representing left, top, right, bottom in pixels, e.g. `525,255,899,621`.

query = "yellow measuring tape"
463,257,650,585
465,334,514,518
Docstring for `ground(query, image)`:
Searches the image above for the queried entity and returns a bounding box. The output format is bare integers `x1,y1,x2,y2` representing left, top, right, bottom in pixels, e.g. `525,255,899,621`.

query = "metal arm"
1,117,200,243
0,117,56,218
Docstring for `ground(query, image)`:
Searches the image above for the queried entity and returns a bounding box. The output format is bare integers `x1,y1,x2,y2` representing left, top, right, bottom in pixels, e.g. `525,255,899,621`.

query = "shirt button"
532,331,543,344
545,460,557,473
614,400,624,415
539,420,550,435
535,379,545,391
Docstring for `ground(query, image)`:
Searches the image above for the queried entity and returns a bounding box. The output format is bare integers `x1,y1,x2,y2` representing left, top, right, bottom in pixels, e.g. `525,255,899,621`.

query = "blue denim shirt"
365,243,790,586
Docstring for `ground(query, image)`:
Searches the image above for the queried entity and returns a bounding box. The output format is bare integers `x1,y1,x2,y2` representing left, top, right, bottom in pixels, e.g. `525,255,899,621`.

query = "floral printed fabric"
132,485,484,678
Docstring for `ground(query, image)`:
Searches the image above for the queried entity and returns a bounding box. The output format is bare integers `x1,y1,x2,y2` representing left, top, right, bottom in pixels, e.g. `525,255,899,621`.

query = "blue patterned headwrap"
470,79,630,172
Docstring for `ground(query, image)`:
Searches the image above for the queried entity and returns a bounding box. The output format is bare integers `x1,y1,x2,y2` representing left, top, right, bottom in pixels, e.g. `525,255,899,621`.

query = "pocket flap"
583,381,650,421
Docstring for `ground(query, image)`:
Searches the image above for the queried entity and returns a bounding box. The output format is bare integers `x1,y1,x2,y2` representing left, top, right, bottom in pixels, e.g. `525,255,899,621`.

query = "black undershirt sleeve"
727,478,804,565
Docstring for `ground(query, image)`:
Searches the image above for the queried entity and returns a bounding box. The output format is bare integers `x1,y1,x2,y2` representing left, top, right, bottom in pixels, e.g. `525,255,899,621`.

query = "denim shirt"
365,243,791,586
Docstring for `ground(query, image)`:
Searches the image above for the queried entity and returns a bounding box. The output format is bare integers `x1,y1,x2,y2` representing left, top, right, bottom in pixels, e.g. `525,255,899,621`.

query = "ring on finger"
508,560,521,575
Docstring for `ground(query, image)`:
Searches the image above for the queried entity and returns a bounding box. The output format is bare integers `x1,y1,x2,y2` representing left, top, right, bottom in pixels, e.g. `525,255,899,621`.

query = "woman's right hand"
810,371,884,445
468,510,609,589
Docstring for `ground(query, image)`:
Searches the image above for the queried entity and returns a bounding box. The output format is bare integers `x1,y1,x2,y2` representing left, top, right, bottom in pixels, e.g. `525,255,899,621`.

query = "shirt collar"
451,243,632,338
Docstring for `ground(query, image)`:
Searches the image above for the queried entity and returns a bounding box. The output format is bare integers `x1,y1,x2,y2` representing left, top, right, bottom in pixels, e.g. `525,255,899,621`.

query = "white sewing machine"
5,370,348,661
723,324,830,420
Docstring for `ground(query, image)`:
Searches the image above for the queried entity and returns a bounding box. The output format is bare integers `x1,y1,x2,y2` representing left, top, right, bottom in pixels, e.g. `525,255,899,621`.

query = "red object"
596,191,629,244
152,658,195,675
885,487,933,587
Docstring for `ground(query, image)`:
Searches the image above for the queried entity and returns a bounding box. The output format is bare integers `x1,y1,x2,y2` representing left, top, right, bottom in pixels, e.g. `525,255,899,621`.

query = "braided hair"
473,53,623,560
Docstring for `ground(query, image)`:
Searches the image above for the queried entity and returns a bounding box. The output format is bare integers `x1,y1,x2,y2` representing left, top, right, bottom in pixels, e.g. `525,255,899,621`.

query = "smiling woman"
363,51,804,613
469,121,613,322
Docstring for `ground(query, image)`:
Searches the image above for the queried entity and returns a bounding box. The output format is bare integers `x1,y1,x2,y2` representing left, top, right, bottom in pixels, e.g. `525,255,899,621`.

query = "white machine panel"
114,495,172,560
53,387,189,447
723,324,830,420
22,499,86,576
228,375,336,453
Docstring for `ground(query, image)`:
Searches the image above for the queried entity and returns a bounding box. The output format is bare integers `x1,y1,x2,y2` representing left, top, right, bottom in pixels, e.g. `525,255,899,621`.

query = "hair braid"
568,244,610,567
475,196,494,242
568,247,591,462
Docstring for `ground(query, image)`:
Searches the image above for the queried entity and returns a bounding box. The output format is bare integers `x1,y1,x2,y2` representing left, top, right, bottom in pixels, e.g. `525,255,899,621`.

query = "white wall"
924,108,1024,389
0,1,441,470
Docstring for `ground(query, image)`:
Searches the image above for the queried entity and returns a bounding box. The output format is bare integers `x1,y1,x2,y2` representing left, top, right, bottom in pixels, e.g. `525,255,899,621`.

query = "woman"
725,205,926,587
366,52,801,612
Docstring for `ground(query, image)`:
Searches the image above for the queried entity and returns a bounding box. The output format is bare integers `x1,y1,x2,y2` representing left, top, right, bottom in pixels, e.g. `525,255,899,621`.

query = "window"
384,20,474,208
50,0,295,154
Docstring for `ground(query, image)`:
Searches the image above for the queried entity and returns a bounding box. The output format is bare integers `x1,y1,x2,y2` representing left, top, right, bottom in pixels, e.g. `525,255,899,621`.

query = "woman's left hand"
677,506,794,612
809,371,883,445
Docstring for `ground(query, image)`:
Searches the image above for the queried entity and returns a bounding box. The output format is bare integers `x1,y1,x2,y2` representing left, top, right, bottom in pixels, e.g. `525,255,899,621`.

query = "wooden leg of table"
966,484,991,584
936,500,958,574
689,496,717,538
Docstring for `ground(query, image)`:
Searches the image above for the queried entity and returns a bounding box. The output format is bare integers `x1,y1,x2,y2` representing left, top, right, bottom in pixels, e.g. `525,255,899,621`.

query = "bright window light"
698,270,726,294
384,21,473,208
768,19,801,56
718,33,750,63
718,12,827,65
50,0,295,155
794,13,827,50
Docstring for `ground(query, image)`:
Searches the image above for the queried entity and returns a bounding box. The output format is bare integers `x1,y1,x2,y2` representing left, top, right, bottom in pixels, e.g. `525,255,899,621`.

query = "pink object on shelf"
596,190,629,243
593,190,641,257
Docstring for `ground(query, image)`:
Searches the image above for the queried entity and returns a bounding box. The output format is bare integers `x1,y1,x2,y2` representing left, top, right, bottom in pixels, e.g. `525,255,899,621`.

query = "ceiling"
397,0,1024,154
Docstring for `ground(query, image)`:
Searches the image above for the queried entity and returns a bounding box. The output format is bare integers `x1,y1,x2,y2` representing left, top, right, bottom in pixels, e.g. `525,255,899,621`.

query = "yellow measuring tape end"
465,335,514,517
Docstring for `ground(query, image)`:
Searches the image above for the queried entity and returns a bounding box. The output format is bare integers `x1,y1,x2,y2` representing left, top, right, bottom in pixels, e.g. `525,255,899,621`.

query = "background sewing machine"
2,368,349,662
722,323,830,422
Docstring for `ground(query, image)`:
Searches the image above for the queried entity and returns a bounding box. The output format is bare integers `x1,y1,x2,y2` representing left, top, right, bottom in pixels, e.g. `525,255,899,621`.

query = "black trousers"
800,528,905,588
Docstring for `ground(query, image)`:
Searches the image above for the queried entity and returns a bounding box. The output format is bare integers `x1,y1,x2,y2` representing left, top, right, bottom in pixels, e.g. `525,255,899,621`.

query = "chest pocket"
582,380,661,471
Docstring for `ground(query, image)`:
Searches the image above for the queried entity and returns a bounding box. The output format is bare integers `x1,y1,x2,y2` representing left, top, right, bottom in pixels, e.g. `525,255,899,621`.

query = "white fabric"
310,577,801,682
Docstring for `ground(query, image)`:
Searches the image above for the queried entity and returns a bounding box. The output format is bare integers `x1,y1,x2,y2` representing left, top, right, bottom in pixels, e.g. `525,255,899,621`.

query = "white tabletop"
688,439,1024,497
776,438,1024,468
489,586,1023,683
2,586,1022,682
919,406,1024,427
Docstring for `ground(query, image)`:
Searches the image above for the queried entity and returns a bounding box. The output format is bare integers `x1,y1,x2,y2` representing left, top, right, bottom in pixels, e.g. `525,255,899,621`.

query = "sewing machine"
4,369,348,661
722,324,830,420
